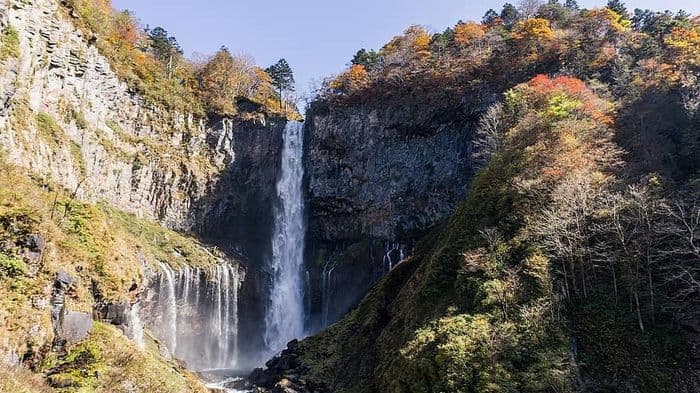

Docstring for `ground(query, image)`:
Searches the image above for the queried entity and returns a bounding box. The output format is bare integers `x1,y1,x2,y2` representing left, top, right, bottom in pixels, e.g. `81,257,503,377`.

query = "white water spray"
264,121,306,353
159,262,178,354
144,263,241,370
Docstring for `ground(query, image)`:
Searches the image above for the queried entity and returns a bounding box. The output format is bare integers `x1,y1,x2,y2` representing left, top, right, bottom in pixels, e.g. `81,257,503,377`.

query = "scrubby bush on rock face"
0,25,20,61
0,253,27,278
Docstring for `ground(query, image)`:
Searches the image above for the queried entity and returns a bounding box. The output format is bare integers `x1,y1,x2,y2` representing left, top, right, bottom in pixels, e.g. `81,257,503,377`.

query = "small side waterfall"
128,302,145,349
142,263,241,371
320,258,337,327
264,121,306,353
159,262,178,354
383,241,407,273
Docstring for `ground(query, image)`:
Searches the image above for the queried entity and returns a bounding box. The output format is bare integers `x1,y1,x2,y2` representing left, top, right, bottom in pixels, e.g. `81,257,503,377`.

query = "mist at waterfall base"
264,121,307,354
139,263,241,371
120,121,416,391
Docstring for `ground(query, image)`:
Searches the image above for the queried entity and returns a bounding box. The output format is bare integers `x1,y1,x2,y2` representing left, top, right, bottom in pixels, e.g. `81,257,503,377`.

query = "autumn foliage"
526,74,614,125
330,64,370,94
454,22,486,48
512,18,554,41
63,0,293,117
665,27,700,66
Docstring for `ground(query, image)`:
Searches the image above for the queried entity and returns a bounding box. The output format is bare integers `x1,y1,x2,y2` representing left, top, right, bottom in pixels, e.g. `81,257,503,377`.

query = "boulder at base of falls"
249,340,328,393
51,271,93,348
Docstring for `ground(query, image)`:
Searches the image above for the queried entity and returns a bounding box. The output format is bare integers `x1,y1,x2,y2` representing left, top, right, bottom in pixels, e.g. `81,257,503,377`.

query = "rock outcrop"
304,102,476,241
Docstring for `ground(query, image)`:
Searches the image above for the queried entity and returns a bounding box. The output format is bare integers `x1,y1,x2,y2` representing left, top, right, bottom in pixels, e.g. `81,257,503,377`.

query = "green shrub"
0,25,20,61
0,253,27,278
69,141,87,176
71,108,89,130
546,93,581,119
35,113,64,147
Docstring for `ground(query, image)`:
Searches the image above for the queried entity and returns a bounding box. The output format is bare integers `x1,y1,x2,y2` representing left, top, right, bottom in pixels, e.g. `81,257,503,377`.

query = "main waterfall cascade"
264,121,307,353
138,263,241,371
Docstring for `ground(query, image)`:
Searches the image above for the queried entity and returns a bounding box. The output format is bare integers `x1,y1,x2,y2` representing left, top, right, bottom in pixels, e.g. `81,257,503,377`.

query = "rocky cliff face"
302,99,478,328
0,0,284,233
304,102,476,241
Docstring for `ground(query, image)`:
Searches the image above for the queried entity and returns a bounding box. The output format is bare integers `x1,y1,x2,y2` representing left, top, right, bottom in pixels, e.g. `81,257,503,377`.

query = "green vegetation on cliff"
287,73,695,393
42,323,208,393
0,24,20,61
0,156,226,391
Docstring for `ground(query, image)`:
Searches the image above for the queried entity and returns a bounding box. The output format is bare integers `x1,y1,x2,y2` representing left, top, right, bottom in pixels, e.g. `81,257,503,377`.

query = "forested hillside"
254,2,700,392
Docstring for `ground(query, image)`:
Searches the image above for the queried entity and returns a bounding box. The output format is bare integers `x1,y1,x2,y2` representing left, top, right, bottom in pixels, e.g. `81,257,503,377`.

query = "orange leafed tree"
381,25,432,65
408,26,432,53
331,64,370,94
454,22,486,48
527,74,614,125
665,27,700,67
111,11,139,47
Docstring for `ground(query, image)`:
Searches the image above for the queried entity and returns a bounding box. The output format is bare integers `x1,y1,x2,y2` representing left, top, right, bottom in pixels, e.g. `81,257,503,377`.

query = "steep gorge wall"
303,98,479,328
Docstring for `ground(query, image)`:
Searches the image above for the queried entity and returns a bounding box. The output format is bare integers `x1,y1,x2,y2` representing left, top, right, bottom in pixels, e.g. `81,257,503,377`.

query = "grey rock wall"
304,102,476,242
302,99,478,328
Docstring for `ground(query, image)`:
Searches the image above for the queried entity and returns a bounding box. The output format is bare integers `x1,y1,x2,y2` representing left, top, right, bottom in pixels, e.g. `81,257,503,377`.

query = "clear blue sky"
112,0,699,101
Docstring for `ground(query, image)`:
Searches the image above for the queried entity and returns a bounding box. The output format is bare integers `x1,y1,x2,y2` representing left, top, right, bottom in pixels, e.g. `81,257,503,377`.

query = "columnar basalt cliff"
0,0,284,232
304,103,476,241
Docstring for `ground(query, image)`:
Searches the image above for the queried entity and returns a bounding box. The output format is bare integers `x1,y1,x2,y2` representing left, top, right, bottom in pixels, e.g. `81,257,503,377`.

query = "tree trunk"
611,262,619,305
279,87,284,110
634,290,645,332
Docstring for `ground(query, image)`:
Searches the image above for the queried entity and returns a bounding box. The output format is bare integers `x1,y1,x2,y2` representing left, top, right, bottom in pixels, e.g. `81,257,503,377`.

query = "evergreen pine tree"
265,59,295,110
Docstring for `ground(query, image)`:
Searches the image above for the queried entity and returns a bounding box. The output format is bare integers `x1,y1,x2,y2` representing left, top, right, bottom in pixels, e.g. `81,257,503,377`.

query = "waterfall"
159,262,178,354
264,121,306,353
320,258,337,327
383,241,410,273
143,263,241,371
128,302,145,350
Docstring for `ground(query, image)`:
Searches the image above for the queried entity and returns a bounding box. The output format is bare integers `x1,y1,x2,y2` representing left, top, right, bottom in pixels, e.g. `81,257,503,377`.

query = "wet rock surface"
301,97,477,331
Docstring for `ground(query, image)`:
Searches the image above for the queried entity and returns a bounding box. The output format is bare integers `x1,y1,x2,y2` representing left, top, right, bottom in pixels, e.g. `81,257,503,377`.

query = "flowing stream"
264,121,306,353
